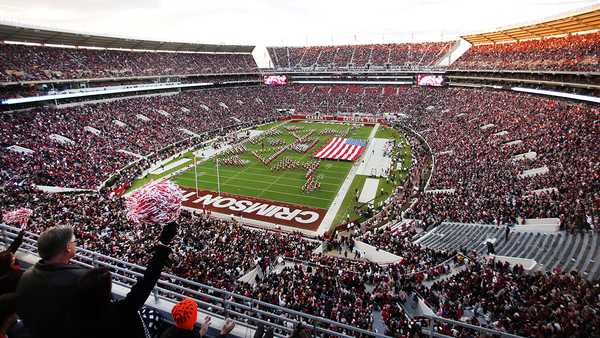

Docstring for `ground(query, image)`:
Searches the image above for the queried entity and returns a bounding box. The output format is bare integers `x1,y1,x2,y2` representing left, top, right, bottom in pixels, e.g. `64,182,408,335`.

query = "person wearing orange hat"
160,298,235,338
172,299,199,331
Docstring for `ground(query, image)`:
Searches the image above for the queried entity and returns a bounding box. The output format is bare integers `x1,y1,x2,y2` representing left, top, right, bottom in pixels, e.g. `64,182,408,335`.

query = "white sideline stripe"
358,178,379,203
316,123,380,235
150,158,191,175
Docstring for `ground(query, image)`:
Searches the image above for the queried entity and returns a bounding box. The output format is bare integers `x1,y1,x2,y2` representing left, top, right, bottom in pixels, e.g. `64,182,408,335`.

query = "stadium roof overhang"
0,22,254,53
461,4,600,45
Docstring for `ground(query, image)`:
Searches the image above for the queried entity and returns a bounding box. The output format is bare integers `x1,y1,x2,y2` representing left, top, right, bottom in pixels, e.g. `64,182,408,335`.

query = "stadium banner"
335,115,383,123
287,113,385,124
180,187,326,231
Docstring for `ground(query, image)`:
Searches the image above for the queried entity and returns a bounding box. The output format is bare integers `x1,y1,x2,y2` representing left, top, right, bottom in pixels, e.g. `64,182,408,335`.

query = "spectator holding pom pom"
71,181,182,338
72,221,178,338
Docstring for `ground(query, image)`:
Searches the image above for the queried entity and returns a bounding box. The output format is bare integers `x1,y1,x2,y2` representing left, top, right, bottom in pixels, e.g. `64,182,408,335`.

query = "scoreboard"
416,74,446,87
263,75,288,85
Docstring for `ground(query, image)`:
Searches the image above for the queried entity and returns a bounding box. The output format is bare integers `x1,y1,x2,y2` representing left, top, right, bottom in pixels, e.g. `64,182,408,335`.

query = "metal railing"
1,222,529,338
421,315,525,338
0,224,390,338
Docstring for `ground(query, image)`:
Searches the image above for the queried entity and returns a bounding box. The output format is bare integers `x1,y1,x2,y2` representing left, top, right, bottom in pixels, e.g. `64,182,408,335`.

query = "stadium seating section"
1,87,286,189
0,44,257,82
268,32,600,72
453,32,600,71
2,85,596,228
268,41,456,68
418,223,600,280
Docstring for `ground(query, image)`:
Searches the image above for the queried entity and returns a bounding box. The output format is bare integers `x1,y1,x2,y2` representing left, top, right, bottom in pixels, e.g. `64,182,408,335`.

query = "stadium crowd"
0,43,257,82
452,32,600,71
0,181,465,336
416,255,600,337
2,83,597,232
0,86,288,189
1,77,599,338
269,31,600,72
6,210,597,338
268,41,455,69
291,85,594,230
397,88,598,230
236,264,374,331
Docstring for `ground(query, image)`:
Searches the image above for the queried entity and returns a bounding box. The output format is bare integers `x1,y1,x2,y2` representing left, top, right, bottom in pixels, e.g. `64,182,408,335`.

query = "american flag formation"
313,137,366,161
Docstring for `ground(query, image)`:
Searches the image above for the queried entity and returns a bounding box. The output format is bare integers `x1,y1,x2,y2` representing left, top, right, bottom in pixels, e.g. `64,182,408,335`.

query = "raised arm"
118,221,177,311
7,229,25,254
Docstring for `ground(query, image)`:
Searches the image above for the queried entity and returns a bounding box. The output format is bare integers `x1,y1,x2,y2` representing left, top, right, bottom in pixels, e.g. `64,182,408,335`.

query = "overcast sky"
0,0,598,46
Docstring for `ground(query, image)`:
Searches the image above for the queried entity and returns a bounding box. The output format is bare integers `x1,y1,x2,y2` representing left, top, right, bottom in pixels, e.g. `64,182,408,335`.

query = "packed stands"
453,32,600,71
417,256,600,337
2,84,596,226
3,206,598,337
0,43,257,82
267,41,456,69
1,82,599,338
267,85,597,229
398,88,598,229
2,5,600,337
0,86,286,189
236,264,374,330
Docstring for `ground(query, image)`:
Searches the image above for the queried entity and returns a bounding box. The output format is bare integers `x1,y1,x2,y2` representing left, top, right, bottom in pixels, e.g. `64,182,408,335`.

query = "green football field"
173,121,373,210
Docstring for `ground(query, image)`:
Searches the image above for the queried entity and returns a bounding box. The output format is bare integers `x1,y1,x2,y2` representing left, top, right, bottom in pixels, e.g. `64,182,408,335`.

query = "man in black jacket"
15,224,85,338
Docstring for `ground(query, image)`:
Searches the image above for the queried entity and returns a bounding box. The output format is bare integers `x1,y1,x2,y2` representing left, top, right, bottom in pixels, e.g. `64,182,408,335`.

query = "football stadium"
0,1,599,337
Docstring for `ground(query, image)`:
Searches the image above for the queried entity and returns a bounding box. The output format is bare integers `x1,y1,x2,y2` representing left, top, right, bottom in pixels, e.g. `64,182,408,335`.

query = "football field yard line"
185,168,343,186
176,178,334,203
182,167,344,184
178,175,339,193
258,170,285,200
177,174,339,194
193,157,351,173
178,165,342,196
198,165,351,175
